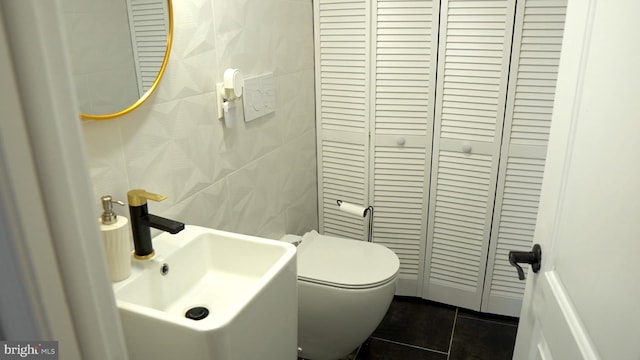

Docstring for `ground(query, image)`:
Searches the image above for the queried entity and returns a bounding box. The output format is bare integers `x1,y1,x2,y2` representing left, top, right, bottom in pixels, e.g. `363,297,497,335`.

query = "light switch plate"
242,73,275,122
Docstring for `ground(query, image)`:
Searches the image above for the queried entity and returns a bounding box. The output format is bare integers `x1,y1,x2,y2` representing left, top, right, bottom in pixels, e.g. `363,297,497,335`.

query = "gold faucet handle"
127,189,168,206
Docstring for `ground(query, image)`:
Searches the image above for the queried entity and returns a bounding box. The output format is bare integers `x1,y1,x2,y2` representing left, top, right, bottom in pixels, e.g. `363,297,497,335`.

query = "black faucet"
127,189,185,259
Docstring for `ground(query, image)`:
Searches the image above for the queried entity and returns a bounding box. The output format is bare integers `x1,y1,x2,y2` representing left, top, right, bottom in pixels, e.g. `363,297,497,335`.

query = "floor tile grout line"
369,337,449,356
456,314,519,328
446,308,458,360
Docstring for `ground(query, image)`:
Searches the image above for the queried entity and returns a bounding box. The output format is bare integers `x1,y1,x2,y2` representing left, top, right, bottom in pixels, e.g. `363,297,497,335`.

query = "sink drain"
185,306,209,321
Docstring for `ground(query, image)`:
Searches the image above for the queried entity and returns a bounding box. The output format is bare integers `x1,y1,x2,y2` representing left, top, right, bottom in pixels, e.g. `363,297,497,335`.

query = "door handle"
508,244,542,280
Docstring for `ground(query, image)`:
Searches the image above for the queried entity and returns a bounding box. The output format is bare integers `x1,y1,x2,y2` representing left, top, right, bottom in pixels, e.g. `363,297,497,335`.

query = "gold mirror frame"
80,0,174,120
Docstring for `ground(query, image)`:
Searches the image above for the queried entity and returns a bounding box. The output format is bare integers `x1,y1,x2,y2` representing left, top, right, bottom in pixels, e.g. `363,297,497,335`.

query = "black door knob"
508,244,542,280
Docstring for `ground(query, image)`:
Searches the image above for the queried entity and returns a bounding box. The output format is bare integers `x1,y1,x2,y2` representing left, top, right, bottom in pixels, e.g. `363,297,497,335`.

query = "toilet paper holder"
336,200,374,243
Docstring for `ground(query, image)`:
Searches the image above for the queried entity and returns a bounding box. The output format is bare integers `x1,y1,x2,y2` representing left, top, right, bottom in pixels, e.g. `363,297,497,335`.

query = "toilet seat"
296,231,399,290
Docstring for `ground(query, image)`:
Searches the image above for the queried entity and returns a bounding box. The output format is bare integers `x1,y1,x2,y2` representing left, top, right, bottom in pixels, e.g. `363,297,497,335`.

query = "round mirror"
61,0,173,120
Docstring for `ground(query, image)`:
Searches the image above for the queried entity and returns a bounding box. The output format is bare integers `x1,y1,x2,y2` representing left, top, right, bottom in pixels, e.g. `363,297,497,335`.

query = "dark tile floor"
354,296,519,360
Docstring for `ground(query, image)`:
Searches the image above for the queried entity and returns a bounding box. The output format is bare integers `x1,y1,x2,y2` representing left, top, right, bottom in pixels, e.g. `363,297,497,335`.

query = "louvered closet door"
126,0,170,94
369,0,439,296
423,0,515,310
315,0,371,240
481,0,567,316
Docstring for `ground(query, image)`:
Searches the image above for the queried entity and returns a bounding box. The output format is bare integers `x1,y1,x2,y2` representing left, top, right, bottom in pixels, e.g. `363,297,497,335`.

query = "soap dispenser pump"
101,195,124,225
99,195,132,282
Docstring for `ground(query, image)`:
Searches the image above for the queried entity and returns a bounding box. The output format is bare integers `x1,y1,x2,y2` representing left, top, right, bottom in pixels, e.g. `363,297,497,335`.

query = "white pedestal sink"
112,225,297,360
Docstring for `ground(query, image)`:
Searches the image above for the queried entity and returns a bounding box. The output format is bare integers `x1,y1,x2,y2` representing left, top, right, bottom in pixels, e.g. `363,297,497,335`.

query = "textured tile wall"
80,0,317,239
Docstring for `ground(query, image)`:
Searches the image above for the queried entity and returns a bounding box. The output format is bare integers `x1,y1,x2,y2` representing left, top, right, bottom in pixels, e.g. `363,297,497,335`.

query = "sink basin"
113,225,297,360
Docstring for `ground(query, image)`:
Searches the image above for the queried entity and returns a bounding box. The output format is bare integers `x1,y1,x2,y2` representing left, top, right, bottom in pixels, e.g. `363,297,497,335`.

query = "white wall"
80,0,317,240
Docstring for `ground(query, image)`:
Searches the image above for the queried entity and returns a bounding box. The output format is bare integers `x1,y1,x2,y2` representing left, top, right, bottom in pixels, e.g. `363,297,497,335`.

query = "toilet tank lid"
296,231,400,288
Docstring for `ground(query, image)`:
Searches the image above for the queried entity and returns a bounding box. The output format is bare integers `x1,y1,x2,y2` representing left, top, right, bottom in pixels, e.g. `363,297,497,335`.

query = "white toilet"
281,231,400,360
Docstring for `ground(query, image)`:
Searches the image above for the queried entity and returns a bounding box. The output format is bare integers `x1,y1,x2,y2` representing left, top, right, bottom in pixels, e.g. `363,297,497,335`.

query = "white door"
513,0,640,359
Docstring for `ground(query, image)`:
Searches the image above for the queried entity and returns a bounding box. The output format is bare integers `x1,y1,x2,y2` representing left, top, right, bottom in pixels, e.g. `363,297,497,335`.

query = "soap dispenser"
99,195,132,282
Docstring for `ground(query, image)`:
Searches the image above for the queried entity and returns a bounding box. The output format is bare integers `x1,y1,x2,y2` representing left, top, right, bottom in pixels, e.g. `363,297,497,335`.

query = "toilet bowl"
281,231,400,360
